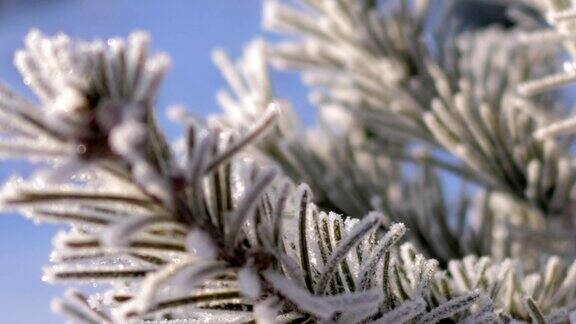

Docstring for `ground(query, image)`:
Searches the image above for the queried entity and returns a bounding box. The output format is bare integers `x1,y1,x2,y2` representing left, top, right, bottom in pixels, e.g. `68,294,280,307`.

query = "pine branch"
0,2,576,323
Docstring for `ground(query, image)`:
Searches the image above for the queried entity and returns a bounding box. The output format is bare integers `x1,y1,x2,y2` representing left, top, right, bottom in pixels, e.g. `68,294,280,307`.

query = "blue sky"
0,1,311,322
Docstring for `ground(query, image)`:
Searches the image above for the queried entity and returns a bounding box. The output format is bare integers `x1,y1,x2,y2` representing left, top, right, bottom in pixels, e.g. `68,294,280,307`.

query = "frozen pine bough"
2,0,576,323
